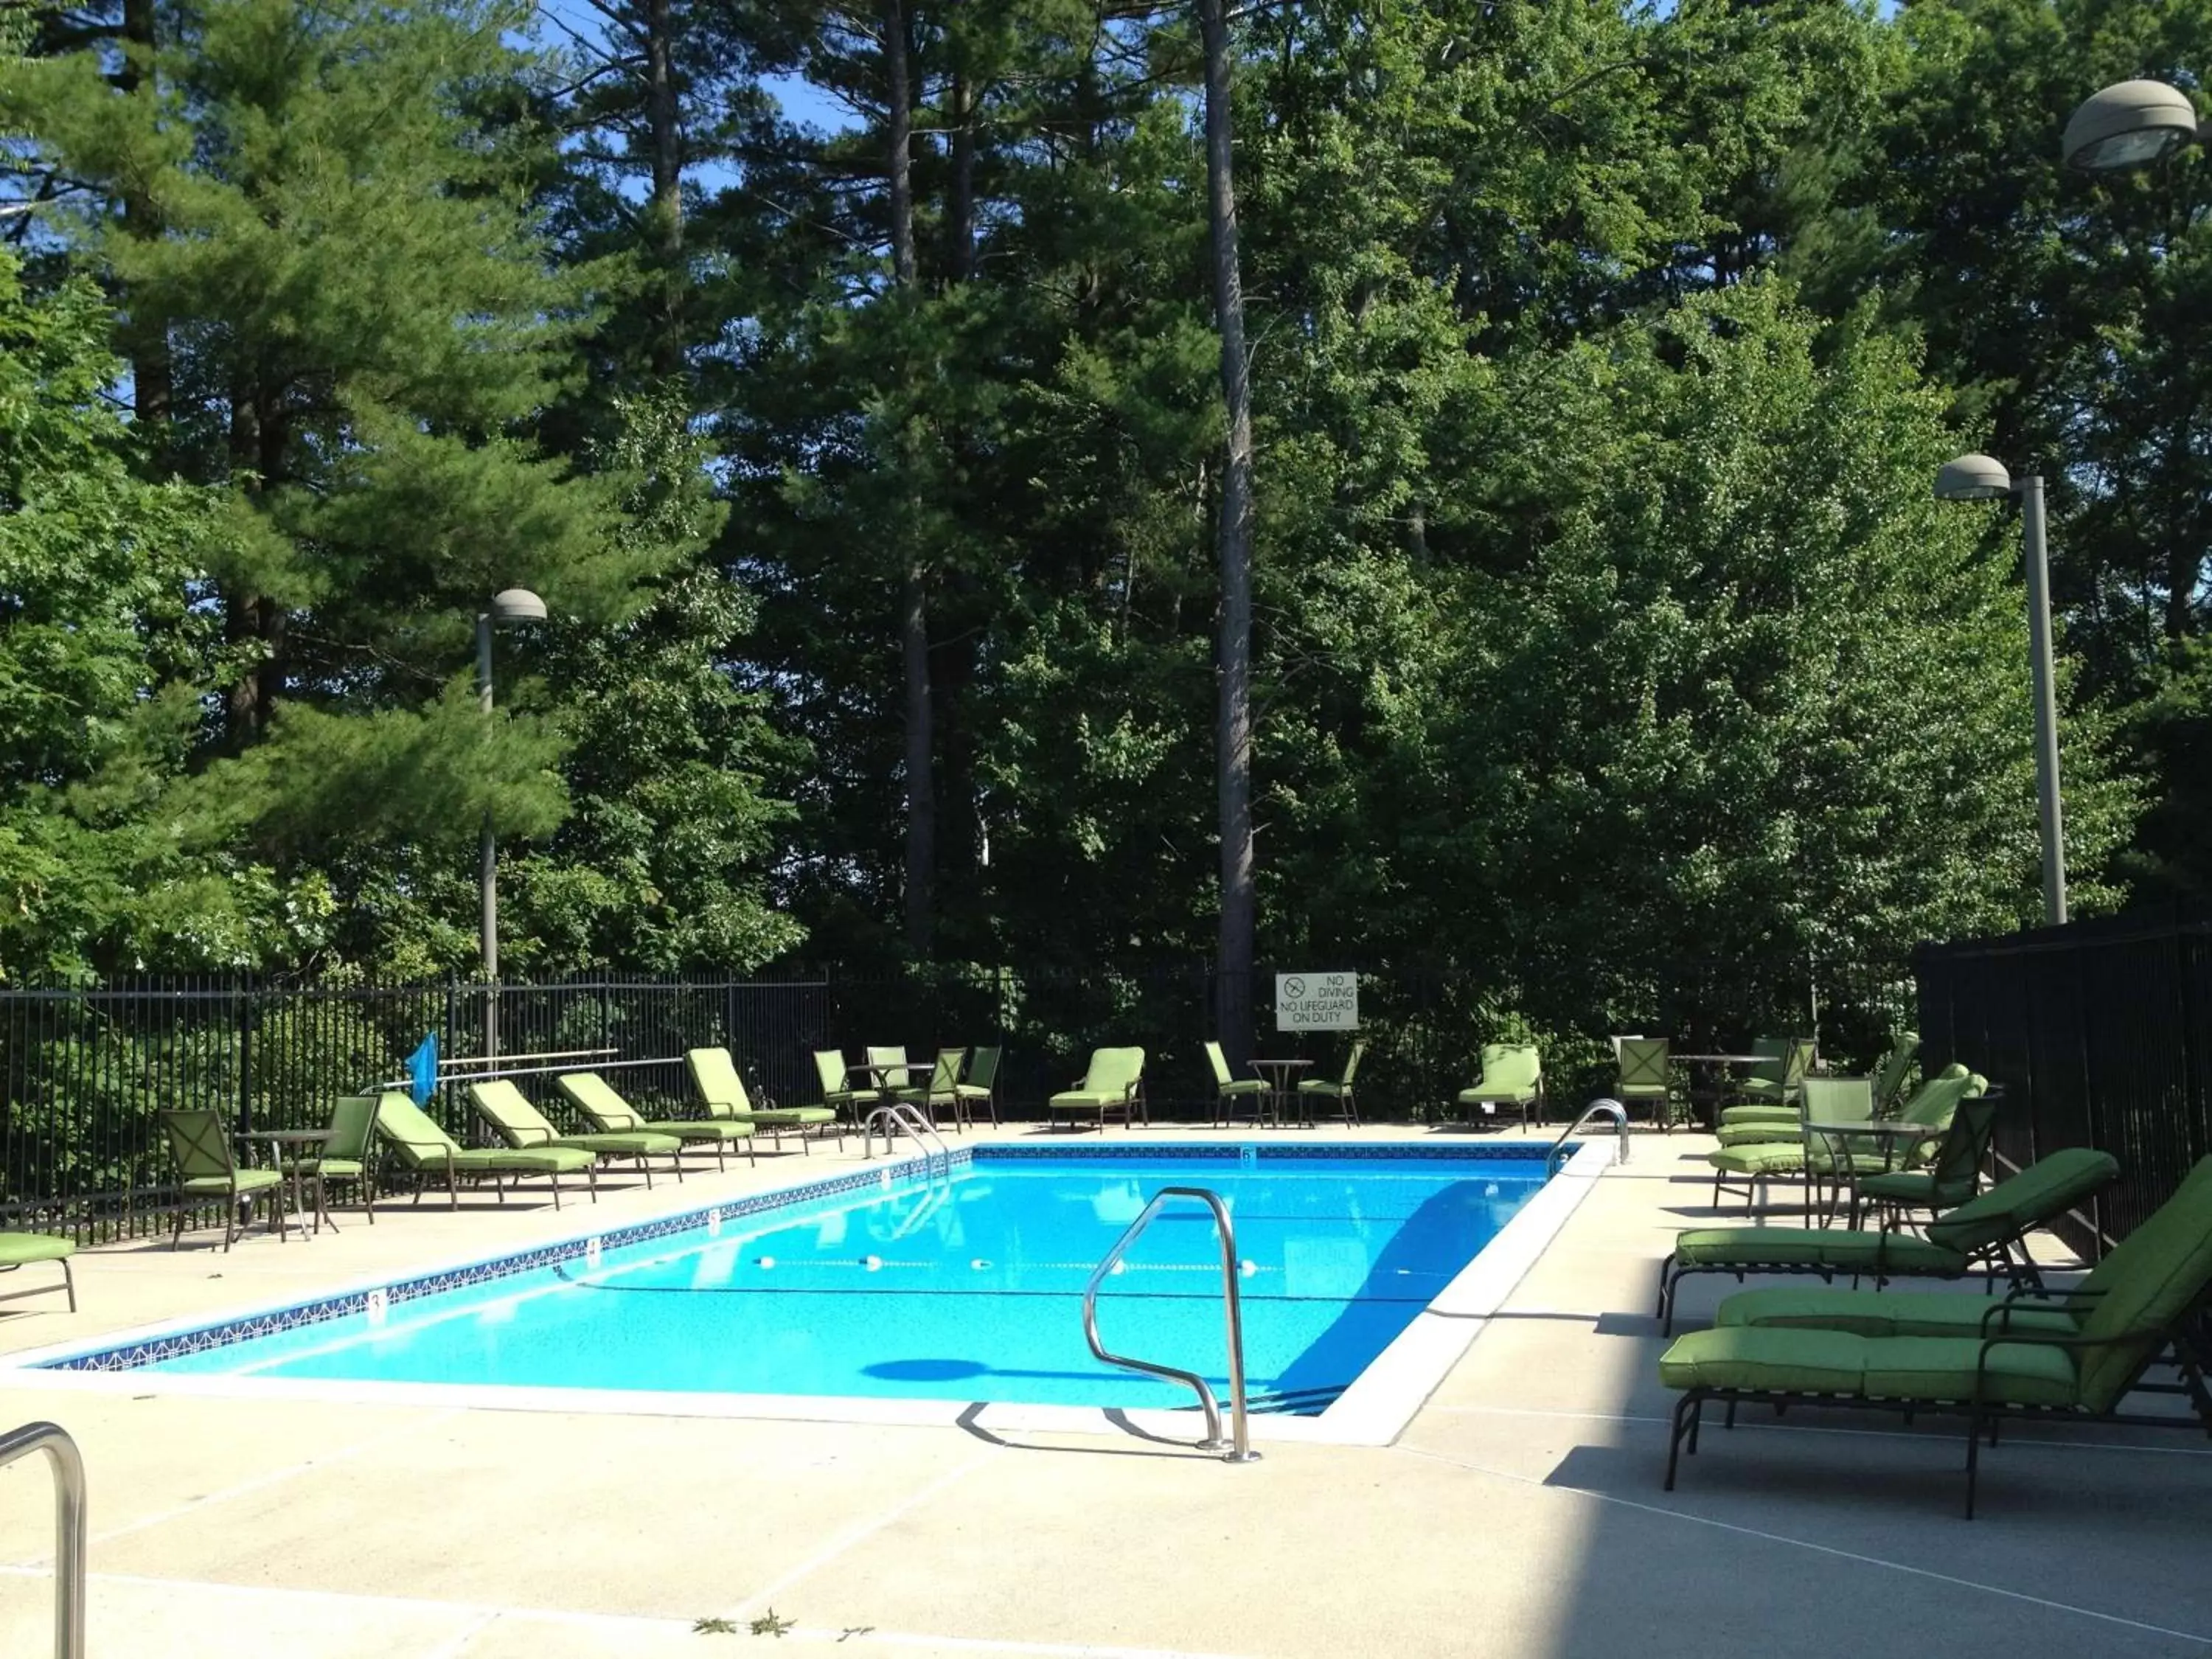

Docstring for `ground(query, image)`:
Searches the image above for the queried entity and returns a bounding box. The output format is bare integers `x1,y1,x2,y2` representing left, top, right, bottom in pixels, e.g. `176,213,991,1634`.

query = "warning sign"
1275,972,1358,1032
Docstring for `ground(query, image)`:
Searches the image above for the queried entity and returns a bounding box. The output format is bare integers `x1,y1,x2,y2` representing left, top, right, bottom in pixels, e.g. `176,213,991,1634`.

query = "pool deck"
0,1121,2206,1657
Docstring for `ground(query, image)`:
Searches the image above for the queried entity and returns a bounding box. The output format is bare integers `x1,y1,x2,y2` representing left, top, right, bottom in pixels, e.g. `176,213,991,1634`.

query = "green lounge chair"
556,1071,757,1169
1046,1047,1147,1131
161,1107,288,1250
894,1048,967,1130
375,1091,597,1209
692,1047,845,1151
283,1093,381,1227
955,1045,1002,1129
1660,1153,2212,1516
1455,1043,1543,1129
0,1233,76,1311
1615,1037,1677,1131
1206,1040,1271,1127
1658,1146,2116,1334
469,1079,685,1188
1297,1040,1367,1127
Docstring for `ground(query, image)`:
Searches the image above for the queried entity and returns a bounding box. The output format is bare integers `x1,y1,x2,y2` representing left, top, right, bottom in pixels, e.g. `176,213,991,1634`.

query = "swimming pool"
33,1144,1587,1427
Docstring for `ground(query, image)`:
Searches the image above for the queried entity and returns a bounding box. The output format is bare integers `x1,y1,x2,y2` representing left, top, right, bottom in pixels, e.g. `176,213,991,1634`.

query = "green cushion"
449,1146,596,1175
1217,1079,1270,1096
286,1157,364,1178
739,1107,838,1126
643,1121,757,1142
954,1084,993,1099
1715,1287,2079,1340
1855,1170,1944,1203
1715,1121,1799,1148
1719,1105,1799,1127
1922,1148,2119,1256
0,1233,74,1265
1047,1091,1124,1110
1658,1326,2081,1408
1707,1144,1806,1175
547,1132,683,1157
2073,1155,2212,1408
1457,1085,1537,1105
1297,1079,1348,1096
181,1169,283,1195
1670,1226,1968,1276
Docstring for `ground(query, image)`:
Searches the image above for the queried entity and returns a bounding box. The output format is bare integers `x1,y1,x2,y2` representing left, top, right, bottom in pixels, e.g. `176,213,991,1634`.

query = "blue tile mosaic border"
43,1150,965,1375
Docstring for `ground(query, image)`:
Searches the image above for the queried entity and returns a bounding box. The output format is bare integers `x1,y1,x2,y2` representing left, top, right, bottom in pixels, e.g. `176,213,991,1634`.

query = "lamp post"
1934,456,2066,926
2062,79,2200,173
478,587,546,1054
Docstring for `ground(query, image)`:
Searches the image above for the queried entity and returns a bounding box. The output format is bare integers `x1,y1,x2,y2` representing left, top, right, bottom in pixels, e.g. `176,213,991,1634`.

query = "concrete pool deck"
0,1122,2206,1657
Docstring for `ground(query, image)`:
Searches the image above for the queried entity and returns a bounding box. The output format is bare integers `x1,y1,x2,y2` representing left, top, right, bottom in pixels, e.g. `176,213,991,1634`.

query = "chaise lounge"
557,1071,757,1169
375,1091,598,1208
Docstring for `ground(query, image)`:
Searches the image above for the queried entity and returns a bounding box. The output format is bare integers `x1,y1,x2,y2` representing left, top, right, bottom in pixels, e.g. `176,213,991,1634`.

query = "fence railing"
1916,908,2212,1256
2,955,1911,1242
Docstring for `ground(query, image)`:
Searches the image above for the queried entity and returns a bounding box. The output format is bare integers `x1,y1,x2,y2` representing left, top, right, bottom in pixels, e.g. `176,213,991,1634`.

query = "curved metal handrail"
1548,1098,1630,1177
863,1100,950,1178
1082,1186,1259,1463
0,1421,86,1659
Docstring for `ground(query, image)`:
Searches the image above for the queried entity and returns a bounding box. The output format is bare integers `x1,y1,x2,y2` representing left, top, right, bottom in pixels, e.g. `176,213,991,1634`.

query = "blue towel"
406,1032,439,1106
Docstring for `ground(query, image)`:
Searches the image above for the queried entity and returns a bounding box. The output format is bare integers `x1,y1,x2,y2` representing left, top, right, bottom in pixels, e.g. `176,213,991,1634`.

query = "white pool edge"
0,1138,1615,1449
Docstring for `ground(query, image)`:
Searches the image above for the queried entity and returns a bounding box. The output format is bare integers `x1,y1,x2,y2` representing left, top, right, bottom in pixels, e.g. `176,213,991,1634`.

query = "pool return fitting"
1083,1186,1260,1464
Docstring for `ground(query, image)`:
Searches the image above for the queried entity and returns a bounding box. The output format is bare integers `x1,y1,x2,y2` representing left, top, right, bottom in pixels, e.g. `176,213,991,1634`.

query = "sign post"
1274,972,1358,1032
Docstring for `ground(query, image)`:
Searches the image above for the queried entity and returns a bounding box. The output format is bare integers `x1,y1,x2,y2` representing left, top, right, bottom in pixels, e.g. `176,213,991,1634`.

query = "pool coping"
0,1136,1615,1449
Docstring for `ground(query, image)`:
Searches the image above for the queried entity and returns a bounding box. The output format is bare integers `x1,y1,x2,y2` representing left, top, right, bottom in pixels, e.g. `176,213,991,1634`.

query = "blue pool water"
133,1150,1550,1413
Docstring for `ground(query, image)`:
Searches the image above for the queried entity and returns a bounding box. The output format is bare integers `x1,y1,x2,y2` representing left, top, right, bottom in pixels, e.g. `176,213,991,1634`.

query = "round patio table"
1674,1051,1770,1132
234,1129,334,1239
1248,1058,1314,1129
1801,1117,1941,1226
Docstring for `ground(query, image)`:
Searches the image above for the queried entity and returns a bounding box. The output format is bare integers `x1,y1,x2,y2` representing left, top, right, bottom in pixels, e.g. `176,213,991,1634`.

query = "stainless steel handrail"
863,1100,950,1178
1548,1098,1630,1176
1082,1186,1260,1463
0,1421,86,1659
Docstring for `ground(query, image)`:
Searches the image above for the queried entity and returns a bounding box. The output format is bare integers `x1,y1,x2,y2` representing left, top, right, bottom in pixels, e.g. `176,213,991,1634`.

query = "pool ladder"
1,1421,86,1659
862,1099,952,1179
1547,1097,1631,1177
1082,1186,1260,1464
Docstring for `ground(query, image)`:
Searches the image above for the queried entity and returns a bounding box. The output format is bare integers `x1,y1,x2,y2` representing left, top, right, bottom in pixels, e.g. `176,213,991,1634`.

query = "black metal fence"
2,954,1913,1242
1916,909,2212,1256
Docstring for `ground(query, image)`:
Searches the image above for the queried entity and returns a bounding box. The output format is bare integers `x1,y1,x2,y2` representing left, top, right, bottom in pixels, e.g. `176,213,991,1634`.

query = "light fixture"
2062,79,2200,173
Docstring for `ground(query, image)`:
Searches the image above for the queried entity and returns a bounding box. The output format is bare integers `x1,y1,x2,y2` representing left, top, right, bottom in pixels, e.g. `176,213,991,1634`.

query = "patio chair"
1206,1040,1271,1127
692,1047,846,1151
1046,1047,1147,1131
1868,1029,1921,1115
894,1048,967,1130
1851,1092,2001,1231
1298,1040,1367,1127
805,1049,879,1129
0,1234,76,1311
866,1045,917,1096
282,1093,381,1226
1723,1032,1920,1138
160,1107,287,1251
374,1091,597,1209
1660,1153,2212,1516
1455,1044,1544,1129
955,1045,1003,1128
556,1071,757,1169
1655,1146,2115,1334
1614,1037,1677,1131
468,1079,685,1188
1717,1037,1813,1127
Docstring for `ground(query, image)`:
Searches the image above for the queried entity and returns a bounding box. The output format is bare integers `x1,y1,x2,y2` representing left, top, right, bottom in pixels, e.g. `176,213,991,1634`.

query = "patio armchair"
1298,1040,1368,1127
804,1049,879,1129
557,1071,757,1169
1659,1153,2212,1516
1851,1093,2001,1231
283,1093,382,1225
1206,1040,1271,1127
1614,1037,1678,1131
468,1079,686,1188
1046,1047,1147,1131
692,1046,846,1151
955,1045,1003,1128
1657,1146,2118,1335
1455,1044,1544,1129
0,1233,77,1310
894,1048,967,1130
160,1107,287,1251
374,1091,597,1210
1717,1037,1813,1127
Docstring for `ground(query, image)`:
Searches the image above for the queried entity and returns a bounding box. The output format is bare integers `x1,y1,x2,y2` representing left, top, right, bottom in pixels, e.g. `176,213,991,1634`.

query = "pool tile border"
40,1153,966,1374
973,1141,1558,1163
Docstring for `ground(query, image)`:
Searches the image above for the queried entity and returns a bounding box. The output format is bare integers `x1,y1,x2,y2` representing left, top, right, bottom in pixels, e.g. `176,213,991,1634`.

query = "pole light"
1933,456,2067,927
477,587,546,1053
2063,79,2200,172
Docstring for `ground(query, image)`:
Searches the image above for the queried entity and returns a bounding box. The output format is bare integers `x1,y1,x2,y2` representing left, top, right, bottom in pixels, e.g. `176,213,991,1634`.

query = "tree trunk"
1200,0,1256,1063
644,0,684,378
885,0,932,956
118,0,170,430
948,72,975,285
